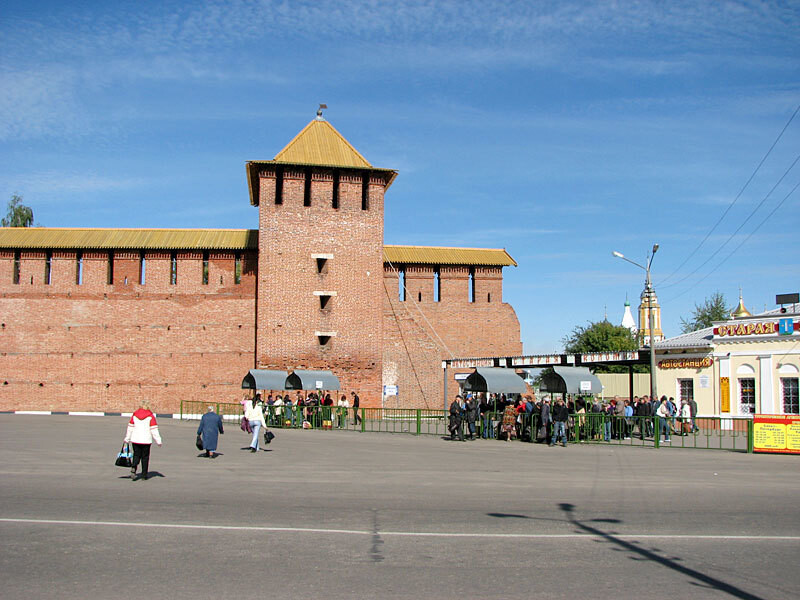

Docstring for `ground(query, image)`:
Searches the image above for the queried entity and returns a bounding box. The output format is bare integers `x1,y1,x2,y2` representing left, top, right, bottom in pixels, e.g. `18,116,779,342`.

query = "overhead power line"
661,151,800,293
658,103,800,287
665,178,800,304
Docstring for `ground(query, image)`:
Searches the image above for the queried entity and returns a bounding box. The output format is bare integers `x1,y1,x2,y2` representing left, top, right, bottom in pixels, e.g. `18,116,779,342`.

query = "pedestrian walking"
244,396,267,452
197,405,224,458
124,400,162,480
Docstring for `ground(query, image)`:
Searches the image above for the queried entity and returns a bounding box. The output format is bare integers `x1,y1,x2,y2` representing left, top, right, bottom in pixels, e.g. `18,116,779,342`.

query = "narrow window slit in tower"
469,268,475,303
170,252,177,285
312,254,332,275
44,252,52,285
76,252,83,285
275,169,284,205
13,252,20,285
107,252,114,285
332,171,340,209
361,172,369,210
202,251,209,285
303,169,312,207
319,294,332,310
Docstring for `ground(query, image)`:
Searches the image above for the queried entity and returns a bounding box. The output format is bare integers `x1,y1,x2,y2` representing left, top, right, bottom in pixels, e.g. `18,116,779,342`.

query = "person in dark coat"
464,395,478,440
197,405,224,458
449,395,465,441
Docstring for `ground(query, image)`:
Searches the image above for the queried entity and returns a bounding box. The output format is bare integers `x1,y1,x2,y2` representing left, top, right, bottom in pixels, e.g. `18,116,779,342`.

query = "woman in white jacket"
245,396,267,453
124,401,162,480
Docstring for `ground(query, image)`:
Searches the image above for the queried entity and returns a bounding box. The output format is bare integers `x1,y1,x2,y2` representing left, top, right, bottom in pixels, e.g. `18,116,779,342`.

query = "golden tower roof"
246,112,397,205
731,291,752,318
273,118,372,168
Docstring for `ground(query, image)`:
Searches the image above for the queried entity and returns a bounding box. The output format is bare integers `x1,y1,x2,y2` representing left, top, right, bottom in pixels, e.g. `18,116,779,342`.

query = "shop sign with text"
714,319,798,338
658,357,712,369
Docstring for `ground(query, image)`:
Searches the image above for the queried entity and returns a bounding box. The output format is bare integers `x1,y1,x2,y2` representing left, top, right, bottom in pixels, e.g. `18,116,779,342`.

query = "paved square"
1,415,799,599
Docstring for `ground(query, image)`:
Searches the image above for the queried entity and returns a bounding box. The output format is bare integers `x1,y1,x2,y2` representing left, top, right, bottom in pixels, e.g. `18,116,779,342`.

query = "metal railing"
180,401,754,452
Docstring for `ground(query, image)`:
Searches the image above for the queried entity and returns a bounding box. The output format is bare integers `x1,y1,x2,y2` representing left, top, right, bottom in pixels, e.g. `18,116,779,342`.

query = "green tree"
680,292,730,333
561,320,641,373
2,194,34,227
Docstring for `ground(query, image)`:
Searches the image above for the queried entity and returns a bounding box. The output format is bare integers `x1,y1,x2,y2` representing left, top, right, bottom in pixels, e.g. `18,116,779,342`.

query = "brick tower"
246,110,397,404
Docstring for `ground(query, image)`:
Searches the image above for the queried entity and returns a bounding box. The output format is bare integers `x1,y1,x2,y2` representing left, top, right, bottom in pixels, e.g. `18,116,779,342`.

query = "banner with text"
753,414,800,454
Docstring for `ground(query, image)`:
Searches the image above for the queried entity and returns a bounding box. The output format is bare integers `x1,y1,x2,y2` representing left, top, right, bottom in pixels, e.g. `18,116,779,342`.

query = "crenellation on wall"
17,251,46,287
405,265,434,303
439,265,470,303
474,266,503,303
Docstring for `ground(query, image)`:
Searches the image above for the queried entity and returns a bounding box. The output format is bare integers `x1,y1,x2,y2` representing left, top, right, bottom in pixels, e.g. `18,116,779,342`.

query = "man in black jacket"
464,395,478,440
351,391,361,426
550,398,569,447
449,395,465,441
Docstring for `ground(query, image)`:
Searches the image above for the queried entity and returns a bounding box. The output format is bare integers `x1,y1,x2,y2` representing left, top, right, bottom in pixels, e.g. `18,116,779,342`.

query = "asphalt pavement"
1,414,798,599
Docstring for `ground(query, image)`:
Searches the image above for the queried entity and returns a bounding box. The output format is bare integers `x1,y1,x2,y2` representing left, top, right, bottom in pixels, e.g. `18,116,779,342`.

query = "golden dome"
731,292,751,318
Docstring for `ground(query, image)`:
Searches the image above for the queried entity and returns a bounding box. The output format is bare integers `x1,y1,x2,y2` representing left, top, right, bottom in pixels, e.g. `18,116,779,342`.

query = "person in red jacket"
124,401,162,480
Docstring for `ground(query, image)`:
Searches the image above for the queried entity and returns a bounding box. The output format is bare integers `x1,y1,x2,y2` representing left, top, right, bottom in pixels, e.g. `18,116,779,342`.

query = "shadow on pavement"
557,502,765,600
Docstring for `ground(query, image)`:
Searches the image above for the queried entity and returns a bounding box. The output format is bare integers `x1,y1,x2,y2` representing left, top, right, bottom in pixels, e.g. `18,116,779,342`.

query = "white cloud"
7,171,147,200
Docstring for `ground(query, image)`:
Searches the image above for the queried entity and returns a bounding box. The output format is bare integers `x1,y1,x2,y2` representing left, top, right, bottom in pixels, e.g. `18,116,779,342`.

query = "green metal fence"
572,414,752,452
180,401,754,452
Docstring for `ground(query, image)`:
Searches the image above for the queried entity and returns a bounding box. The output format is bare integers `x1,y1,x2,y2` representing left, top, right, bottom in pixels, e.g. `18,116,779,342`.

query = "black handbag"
195,434,204,450
115,443,132,467
263,429,275,444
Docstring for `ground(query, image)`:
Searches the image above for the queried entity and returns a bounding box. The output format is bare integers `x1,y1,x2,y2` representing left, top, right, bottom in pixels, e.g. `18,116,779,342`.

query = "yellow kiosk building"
654,300,799,417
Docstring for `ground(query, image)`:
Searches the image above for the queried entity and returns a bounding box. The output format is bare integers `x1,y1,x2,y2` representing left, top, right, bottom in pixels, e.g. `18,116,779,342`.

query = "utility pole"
613,244,659,401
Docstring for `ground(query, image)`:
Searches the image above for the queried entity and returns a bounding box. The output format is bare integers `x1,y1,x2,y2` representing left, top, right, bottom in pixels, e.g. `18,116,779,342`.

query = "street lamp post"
612,245,659,402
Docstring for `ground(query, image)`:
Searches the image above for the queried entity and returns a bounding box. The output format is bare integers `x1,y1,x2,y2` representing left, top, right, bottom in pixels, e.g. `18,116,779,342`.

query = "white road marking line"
1,518,799,541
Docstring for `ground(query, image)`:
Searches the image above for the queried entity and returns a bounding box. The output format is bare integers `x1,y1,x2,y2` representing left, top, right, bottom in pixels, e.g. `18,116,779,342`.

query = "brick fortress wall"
383,264,522,409
0,249,257,413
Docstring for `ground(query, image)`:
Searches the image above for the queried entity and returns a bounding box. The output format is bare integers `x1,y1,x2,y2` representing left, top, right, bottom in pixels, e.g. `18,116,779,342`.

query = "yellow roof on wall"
1,230,516,267
274,118,372,168
0,228,259,250
383,245,517,267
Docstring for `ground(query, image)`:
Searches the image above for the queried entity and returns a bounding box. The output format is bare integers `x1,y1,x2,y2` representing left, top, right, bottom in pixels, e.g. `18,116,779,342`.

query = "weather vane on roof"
316,103,328,120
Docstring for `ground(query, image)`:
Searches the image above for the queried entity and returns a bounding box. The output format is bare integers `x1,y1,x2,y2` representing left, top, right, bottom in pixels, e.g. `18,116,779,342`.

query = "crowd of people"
447,392,699,445
122,390,699,478
243,390,361,432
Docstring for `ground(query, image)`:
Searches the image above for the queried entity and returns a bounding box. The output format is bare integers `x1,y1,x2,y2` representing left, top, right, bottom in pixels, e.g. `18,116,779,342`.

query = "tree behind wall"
562,320,643,373
680,292,730,333
2,194,34,227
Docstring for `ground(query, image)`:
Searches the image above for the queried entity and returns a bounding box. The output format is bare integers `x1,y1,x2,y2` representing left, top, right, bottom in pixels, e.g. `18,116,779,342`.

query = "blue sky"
1,0,798,354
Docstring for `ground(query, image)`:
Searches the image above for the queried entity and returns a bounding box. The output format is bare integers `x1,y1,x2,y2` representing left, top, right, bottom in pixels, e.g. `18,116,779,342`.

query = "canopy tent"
241,369,289,390
540,366,602,395
285,369,340,391
461,367,527,394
